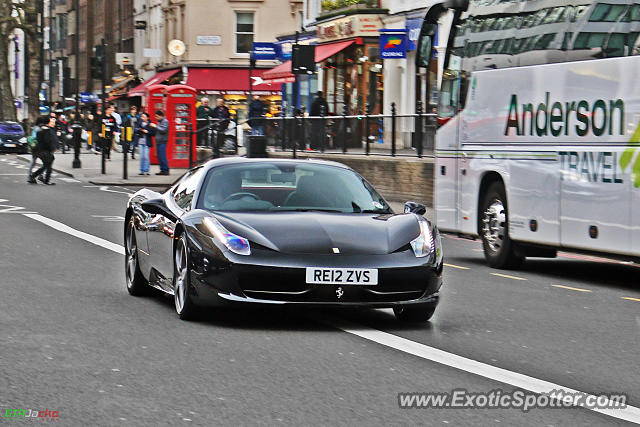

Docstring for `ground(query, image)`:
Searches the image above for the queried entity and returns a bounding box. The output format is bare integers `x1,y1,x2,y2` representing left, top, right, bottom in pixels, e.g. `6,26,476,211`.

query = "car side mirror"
141,198,172,217
404,201,427,216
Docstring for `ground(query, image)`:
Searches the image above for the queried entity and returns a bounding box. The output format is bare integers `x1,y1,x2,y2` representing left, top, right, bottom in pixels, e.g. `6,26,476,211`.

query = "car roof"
200,156,353,172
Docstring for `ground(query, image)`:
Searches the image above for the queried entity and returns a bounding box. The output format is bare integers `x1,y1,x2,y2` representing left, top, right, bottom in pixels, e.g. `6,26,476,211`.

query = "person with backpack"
27,116,45,179
29,114,58,185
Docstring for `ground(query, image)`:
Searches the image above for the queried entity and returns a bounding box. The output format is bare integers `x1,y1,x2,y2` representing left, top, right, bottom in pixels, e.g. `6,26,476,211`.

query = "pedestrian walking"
27,116,46,179
248,96,266,136
310,91,329,150
212,98,230,152
110,104,122,152
102,105,118,160
136,112,155,175
150,110,170,175
29,114,58,185
90,108,103,153
124,105,141,158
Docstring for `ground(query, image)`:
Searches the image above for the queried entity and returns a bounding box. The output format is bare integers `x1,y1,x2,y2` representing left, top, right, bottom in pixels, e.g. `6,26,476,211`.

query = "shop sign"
379,30,408,59
197,36,222,46
405,18,423,51
251,43,278,60
317,15,382,42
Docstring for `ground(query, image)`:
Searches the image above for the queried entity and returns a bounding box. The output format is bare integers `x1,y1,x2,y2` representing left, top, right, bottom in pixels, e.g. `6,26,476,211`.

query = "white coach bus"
420,0,640,268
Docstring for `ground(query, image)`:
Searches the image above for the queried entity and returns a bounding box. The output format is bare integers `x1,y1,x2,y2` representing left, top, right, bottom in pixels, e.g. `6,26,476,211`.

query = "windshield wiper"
277,208,343,213
352,202,390,214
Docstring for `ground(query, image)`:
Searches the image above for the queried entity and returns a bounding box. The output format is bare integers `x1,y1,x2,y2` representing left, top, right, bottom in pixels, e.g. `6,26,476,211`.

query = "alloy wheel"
482,200,506,253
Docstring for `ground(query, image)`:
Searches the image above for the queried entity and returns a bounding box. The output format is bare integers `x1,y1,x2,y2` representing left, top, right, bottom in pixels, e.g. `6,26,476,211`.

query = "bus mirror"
443,0,469,11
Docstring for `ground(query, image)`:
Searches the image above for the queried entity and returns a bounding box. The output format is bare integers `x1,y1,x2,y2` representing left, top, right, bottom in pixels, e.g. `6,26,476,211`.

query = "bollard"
416,101,423,159
101,124,106,174
391,102,397,157
122,126,130,180
72,123,82,168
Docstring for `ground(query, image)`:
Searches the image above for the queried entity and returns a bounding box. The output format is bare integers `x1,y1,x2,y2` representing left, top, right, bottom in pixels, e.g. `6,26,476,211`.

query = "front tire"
480,182,524,269
125,218,149,296
393,304,436,322
173,234,198,320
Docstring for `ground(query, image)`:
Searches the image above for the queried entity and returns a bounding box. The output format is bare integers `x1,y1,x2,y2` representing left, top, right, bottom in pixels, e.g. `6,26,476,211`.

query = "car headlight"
410,218,435,258
19,137,27,144
203,217,251,256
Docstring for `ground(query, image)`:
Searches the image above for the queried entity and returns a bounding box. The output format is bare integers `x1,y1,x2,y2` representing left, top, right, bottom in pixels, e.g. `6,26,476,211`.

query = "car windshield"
197,162,392,214
0,123,24,135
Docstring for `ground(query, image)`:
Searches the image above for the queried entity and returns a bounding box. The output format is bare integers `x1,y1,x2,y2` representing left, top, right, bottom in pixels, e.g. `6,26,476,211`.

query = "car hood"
212,211,421,255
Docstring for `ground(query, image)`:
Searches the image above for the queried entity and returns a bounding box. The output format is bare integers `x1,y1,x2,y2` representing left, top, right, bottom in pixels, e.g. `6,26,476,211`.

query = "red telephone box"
144,84,167,165
165,85,197,168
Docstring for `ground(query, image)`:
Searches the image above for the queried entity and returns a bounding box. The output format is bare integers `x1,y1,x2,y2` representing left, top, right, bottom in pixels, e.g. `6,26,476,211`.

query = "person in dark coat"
309,91,329,150
29,115,58,185
150,110,170,175
248,96,266,136
212,98,230,151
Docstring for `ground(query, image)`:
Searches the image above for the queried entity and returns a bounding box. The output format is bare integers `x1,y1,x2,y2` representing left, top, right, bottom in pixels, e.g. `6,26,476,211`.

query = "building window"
235,12,254,54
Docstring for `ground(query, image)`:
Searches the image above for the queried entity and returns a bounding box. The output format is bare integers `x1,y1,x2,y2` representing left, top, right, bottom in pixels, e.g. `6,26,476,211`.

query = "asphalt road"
1,154,639,426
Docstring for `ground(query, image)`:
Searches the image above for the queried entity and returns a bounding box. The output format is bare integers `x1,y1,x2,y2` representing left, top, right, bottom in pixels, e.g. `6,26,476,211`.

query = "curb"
88,180,171,187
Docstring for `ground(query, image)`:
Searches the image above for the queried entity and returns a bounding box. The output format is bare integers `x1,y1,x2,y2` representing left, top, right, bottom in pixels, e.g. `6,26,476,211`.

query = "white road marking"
0,173,28,176
327,318,640,423
92,215,125,222
83,185,134,196
15,212,640,424
59,177,81,183
0,202,37,214
23,213,124,255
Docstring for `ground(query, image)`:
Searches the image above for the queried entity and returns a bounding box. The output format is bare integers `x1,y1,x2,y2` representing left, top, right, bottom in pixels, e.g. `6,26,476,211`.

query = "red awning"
185,68,280,94
262,40,356,84
315,40,355,62
127,69,180,97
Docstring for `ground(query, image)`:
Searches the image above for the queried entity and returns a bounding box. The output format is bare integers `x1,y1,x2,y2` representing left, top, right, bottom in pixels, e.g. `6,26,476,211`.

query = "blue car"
0,122,28,154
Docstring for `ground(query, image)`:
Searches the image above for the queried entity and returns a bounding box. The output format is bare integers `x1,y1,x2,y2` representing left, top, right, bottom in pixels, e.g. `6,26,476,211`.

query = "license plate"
4,143,15,148
305,267,378,285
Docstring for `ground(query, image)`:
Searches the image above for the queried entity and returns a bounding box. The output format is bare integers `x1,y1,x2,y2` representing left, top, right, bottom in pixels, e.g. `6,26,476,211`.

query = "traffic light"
292,45,315,75
91,45,105,79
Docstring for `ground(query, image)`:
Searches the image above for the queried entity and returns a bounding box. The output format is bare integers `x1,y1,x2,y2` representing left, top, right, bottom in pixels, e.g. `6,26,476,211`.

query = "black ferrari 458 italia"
124,158,443,321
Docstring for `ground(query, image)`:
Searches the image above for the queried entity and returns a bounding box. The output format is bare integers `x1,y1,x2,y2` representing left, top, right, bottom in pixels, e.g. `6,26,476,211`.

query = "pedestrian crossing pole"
123,126,131,180
101,124,106,174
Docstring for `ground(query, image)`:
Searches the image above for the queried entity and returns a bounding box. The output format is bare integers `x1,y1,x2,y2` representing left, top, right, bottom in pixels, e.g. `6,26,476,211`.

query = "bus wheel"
480,182,524,269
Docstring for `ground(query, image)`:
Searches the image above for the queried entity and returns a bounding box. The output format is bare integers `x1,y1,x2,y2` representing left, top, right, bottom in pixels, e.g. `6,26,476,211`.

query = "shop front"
185,67,282,124
316,14,384,116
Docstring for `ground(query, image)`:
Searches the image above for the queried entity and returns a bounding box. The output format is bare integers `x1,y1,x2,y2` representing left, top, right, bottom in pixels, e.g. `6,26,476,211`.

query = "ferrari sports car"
124,158,443,321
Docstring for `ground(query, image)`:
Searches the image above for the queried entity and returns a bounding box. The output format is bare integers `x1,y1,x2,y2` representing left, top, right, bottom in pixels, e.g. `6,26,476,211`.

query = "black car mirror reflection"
404,201,427,216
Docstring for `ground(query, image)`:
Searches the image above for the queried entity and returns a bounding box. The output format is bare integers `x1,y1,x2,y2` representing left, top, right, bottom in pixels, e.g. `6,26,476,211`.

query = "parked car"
0,122,28,154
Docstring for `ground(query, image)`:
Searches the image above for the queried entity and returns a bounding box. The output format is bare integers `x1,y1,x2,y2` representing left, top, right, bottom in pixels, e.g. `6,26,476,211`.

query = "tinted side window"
172,168,203,211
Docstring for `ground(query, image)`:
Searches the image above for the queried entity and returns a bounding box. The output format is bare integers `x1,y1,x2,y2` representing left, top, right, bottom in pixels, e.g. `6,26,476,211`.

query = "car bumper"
0,145,28,153
188,247,443,308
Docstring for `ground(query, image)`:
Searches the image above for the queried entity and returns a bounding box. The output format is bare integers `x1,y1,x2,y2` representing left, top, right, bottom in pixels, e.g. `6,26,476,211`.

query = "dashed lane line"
551,285,593,293
17,211,640,424
621,297,640,302
490,272,527,281
443,263,470,270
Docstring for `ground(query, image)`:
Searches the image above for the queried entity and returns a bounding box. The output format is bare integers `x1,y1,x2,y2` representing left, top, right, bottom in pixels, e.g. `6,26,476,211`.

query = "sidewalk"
17,149,194,187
